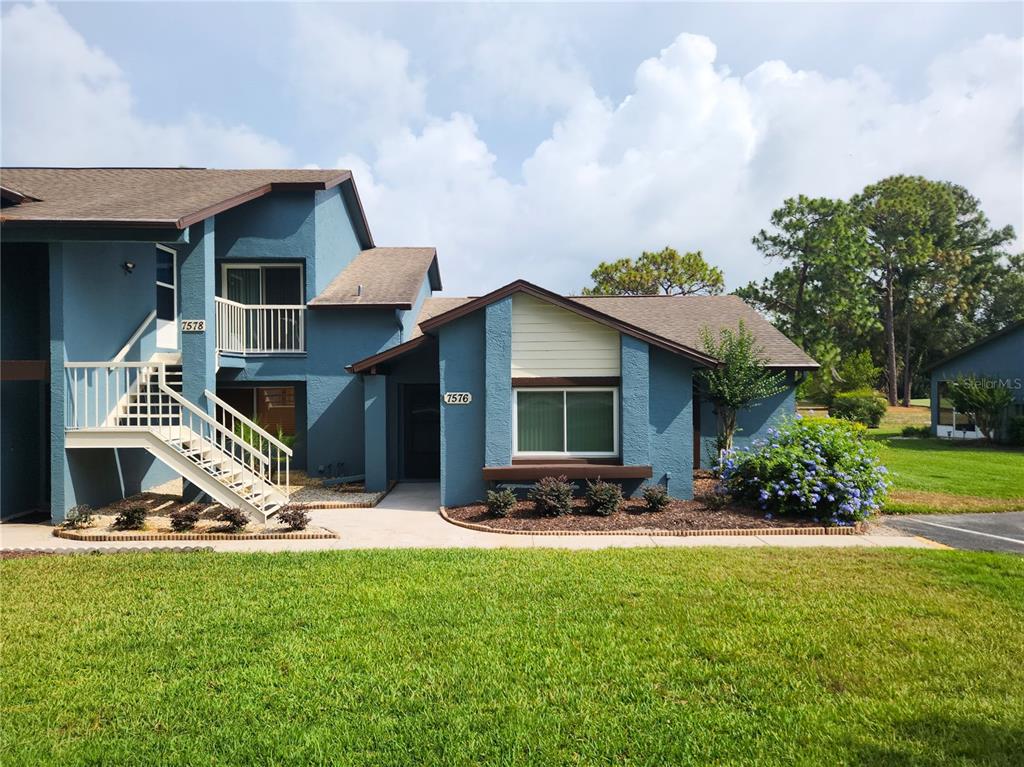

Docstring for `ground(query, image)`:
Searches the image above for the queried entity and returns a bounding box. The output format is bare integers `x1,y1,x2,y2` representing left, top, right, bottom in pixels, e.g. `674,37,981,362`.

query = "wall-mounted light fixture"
122,261,136,275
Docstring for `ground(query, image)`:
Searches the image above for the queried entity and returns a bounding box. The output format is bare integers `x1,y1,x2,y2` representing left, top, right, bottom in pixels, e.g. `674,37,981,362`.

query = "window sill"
482,464,652,481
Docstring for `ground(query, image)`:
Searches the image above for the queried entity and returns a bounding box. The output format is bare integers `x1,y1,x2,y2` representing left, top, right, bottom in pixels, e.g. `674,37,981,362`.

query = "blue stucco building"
927,321,1024,440
1,168,817,521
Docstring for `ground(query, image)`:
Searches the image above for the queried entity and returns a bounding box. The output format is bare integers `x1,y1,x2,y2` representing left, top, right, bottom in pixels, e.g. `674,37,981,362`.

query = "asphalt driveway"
885,512,1024,555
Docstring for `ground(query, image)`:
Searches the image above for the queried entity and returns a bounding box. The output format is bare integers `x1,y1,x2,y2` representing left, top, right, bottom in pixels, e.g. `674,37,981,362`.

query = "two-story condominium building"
0,168,816,523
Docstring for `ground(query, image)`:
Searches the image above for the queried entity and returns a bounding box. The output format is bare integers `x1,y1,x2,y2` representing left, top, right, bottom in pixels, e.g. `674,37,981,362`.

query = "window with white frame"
513,388,618,457
221,263,303,305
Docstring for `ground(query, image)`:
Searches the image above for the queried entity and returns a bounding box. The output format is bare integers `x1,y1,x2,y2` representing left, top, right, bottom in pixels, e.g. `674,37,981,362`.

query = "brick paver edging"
3,546,214,556
439,507,862,537
53,528,339,542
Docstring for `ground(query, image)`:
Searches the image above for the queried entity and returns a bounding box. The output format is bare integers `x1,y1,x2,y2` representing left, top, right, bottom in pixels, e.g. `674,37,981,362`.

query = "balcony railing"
215,297,305,354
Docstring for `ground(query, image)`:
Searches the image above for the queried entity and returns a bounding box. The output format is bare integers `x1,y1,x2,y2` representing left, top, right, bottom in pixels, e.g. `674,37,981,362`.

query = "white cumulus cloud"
343,32,1023,295
0,2,291,167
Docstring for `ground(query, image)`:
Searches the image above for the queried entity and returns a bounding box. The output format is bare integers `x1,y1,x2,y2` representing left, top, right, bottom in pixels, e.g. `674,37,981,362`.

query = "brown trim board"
0,360,49,381
512,377,620,387
347,335,431,374
483,464,653,481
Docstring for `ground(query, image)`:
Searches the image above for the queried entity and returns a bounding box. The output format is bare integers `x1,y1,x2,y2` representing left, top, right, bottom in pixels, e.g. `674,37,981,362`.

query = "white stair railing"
65,362,152,430
215,297,305,354
63,362,288,514
153,367,283,509
206,388,292,491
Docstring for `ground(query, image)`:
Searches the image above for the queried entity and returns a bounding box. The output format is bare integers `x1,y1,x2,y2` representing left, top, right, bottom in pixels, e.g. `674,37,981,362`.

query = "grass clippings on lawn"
2,548,1023,766
446,478,824,532
886,489,1024,515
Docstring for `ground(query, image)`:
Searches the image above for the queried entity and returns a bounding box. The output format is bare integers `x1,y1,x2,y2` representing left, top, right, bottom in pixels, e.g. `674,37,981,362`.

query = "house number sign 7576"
443,392,472,405
181,319,206,332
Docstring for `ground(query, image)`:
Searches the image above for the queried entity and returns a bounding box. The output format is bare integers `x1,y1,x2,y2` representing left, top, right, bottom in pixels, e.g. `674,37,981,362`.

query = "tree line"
584,175,1022,405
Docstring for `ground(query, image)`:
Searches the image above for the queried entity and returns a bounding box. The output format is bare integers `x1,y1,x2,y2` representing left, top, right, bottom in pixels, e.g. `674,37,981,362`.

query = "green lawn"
866,407,1024,513
3,549,1023,766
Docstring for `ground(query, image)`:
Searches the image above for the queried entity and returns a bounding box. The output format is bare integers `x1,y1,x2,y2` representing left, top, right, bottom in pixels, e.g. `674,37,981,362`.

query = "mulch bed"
445,477,826,533
58,493,334,538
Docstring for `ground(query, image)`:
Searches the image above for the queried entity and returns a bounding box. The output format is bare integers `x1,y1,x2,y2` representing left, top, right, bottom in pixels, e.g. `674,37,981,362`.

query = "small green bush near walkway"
2,549,1023,766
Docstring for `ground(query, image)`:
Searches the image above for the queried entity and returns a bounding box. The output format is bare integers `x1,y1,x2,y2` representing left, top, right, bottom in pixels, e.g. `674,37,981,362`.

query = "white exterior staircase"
64,361,291,522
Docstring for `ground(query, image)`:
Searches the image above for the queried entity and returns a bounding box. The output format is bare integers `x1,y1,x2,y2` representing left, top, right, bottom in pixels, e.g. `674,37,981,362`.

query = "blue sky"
3,2,1022,295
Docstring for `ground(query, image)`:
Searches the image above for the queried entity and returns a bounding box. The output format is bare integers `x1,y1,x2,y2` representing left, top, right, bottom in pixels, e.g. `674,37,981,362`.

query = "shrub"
948,375,1016,442
486,489,516,518
113,505,147,530
830,389,887,428
217,508,249,533
1007,415,1024,447
902,425,931,438
529,476,573,517
719,416,889,525
585,479,622,517
703,484,731,510
63,505,93,529
277,505,311,531
169,504,202,532
641,483,670,513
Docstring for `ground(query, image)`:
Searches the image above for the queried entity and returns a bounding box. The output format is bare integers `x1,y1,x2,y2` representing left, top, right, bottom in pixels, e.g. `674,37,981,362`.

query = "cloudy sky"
2,1,1022,295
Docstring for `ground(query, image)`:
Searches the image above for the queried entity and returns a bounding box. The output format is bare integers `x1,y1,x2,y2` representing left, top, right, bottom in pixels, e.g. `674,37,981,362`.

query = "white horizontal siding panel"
511,294,620,377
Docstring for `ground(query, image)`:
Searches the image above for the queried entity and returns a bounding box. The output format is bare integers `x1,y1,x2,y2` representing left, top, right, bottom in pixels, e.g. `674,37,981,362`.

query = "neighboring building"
927,321,1024,439
0,167,816,522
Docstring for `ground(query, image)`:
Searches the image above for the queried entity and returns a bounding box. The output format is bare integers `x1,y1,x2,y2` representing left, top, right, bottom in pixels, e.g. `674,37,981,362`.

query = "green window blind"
516,391,565,452
566,391,615,453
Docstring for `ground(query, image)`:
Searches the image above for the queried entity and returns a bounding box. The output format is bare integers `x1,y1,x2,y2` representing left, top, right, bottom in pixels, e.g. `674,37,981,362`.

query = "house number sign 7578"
181,319,206,332
443,392,472,405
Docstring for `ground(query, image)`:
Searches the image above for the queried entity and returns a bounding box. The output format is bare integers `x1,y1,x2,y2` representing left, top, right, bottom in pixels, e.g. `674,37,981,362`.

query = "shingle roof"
571,294,818,368
309,248,441,309
0,167,354,229
348,283,816,373
409,297,474,338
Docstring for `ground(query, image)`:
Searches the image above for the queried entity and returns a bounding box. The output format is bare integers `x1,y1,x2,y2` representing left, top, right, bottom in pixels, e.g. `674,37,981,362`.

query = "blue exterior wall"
178,220,217,410
484,299,512,469
364,375,388,491
438,313,487,506
698,380,797,466
648,348,694,499
620,336,651,470
214,188,406,477
929,326,1024,432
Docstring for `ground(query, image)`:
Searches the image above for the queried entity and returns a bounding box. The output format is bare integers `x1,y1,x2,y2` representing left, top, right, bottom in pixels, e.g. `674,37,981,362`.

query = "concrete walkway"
1,483,944,553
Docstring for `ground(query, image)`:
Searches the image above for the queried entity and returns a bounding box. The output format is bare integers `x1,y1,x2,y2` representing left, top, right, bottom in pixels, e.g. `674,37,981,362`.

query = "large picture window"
514,388,617,457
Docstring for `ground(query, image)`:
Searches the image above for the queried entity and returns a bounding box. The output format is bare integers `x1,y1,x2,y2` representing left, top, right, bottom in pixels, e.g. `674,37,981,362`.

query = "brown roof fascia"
0,216,179,227
418,280,721,367
347,335,431,373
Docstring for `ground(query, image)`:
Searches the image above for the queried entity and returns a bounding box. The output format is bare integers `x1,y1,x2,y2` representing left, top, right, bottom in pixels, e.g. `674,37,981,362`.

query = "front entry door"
403,384,440,479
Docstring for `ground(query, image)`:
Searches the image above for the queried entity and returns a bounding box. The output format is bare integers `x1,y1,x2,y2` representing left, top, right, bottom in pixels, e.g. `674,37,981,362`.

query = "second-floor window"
222,264,303,305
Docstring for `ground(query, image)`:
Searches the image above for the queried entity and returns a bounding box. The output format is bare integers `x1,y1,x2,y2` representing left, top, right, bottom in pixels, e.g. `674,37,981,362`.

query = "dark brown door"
403,384,440,479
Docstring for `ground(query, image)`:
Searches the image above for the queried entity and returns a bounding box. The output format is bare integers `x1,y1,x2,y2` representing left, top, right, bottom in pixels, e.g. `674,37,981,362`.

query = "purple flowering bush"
718,417,889,525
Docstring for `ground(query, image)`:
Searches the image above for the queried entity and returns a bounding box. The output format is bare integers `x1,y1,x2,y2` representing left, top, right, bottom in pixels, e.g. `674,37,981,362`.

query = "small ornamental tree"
947,375,1014,442
697,320,788,453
